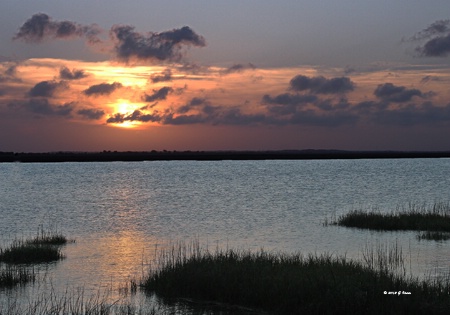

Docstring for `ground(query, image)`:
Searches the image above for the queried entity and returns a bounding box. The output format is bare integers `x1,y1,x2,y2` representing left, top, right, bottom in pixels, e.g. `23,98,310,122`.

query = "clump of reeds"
0,241,64,264
0,266,35,288
142,242,450,314
0,228,73,264
26,226,74,245
333,202,450,232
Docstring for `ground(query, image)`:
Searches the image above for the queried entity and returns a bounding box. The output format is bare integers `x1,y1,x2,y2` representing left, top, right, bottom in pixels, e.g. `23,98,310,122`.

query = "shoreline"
1,150,450,163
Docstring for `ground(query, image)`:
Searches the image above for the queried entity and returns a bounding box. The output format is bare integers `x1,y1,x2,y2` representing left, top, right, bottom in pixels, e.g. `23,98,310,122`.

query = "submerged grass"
332,202,450,232
142,242,450,314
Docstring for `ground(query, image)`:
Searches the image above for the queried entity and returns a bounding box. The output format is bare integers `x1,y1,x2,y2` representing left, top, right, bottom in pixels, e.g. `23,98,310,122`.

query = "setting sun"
108,100,144,128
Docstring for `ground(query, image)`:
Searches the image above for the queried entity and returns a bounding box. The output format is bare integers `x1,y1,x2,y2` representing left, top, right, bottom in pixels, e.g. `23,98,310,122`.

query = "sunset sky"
1,1,450,152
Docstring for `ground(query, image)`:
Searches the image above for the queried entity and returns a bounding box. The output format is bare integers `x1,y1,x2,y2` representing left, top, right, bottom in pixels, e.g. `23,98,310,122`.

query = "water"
1,158,450,312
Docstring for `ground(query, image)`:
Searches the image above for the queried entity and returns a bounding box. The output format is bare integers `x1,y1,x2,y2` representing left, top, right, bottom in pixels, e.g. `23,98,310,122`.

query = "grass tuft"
142,243,450,314
0,241,64,264
26,226,73,245
332,202,450,233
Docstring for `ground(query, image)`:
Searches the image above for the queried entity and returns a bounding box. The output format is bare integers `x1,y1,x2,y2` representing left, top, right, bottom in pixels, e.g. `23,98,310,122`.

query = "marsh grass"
25,226,73,246
0,241,64,264
332,202,450,232
0,285,179,315
0,228,72,265
362,240,406,276
0,266,35,288
142,242,450,314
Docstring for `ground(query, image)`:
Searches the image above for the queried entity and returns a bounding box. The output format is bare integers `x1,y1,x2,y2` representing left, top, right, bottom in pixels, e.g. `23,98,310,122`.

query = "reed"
0,266,35,288
142,242,450,314
25,226,73,245
333,202,450,232
0,286,170,315
417,231,450,241
0,241,64,264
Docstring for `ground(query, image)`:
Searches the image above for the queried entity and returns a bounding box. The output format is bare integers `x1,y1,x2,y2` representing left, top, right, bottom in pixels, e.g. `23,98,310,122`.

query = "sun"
109,100,144,129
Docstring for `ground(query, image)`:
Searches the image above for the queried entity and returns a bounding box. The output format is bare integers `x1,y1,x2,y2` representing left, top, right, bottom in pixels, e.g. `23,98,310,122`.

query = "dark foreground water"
1,159,450,312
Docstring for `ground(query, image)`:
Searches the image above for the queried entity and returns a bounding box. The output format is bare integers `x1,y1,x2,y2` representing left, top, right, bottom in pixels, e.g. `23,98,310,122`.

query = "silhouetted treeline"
1,150,450,163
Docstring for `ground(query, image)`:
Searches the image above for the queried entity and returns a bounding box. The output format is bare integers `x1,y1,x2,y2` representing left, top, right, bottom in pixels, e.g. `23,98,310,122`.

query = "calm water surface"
1,159,450,311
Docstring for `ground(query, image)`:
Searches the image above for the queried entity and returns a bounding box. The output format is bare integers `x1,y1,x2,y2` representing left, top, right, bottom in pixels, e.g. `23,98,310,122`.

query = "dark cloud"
77,108,105,120
289,75,355,94
0,64,20,83
177,62,206,75
370,102,450,126
143,86,173,102
84,82,122,96
374,83,426,103
409,20,450,41
420,75,442,84
212,108,267,125
8,98,73,116
106,110,161,124
221,63,256,75
262,93,318,115
60,67,88,80
263,91,356,126
161,106,267,126
290,109,358,126
409,20,450,57
162,113,207,125
150,68,172,83
110,25,205,62
416,34,450,57
177,97,208,113
13,13,101,43
28,80,68,97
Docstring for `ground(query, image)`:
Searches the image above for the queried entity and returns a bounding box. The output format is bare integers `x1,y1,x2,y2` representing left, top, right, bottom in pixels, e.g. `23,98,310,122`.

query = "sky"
1,0,450,152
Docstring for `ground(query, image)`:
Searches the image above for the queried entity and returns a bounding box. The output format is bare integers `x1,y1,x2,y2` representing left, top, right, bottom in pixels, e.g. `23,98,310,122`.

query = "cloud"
106,110,161,123
373,83,427,103
369,102,450,126
409,20,450,41
84,82,122,96
143,86,173,102
13,13,101,44
289,75,355,94
409,20,450,57
290,109,358,126
110,25,206,62
221,63,256,75
8,98,73,116
150,68,172,83
60,67,88,80
262,93,318,115
416,34,450,57
77,108,105,120
28,80,68,97
177,97,208,113
420,75,443,84
0,63,21,82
